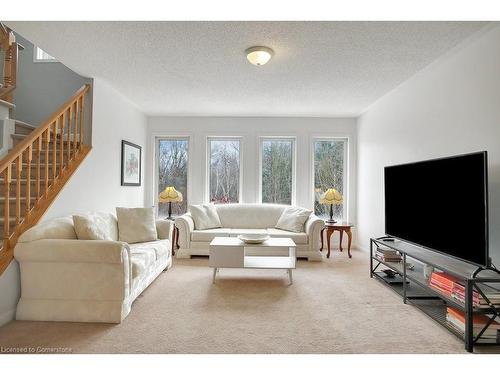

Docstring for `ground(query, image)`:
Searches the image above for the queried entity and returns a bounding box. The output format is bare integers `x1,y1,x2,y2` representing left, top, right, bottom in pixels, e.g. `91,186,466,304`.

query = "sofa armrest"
156,219,173,240
304,215,324,250
14,239,131,304
15,239,129,264
174,214,194,249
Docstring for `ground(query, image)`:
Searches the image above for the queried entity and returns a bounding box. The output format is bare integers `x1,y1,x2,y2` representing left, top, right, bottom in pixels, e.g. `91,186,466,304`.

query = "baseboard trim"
0,307,16,327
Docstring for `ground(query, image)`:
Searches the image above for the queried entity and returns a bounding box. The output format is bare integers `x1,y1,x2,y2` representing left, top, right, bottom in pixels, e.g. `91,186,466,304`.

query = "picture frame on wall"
121,140,142,186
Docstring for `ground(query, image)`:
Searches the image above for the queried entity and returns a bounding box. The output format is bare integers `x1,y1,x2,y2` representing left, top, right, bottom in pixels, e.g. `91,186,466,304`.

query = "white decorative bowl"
237,234,270,244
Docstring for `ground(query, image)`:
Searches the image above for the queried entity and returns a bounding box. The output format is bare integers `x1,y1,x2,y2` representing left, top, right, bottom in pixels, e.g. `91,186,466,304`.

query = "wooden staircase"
0,23,93,275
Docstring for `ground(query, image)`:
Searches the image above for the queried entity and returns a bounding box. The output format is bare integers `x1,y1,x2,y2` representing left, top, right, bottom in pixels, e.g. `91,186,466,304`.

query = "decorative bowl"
237,234,270,244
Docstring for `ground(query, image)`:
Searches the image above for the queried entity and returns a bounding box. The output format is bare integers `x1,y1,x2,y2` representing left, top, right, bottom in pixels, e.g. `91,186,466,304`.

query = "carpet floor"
0,250,497,354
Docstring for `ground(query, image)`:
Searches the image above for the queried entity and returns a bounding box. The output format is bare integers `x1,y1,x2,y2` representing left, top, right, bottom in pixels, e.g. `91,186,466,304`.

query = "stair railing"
0,84,91,274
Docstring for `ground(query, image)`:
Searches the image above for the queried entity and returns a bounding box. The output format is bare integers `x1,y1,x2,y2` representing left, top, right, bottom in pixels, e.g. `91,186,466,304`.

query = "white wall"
0,79,147,326
146,116,357,225
14,33,90,126
357,24,500,265
46,79,148,218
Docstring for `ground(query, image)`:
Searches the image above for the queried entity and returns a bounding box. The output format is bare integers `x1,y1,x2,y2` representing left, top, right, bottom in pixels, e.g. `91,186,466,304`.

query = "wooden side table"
320,222,354,259
168,219,180,256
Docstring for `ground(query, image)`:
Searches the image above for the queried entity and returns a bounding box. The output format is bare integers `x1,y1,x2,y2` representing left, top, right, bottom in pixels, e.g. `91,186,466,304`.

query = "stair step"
0,99,15,109
0,217,24,224
0,177,54,184
14,120,36,135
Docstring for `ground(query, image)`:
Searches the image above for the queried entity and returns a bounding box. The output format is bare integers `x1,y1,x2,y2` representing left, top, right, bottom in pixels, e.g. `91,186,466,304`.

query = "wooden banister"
0,84,90,172
0,84,92,275
0,22,20,103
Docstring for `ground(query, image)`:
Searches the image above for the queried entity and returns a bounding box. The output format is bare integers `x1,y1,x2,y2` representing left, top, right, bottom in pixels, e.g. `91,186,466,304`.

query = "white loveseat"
174,204,324,261
14,213,173,323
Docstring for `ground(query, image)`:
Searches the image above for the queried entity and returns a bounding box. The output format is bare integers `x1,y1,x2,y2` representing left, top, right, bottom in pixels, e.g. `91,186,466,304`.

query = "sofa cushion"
116,207,157,244
275,206,312,233
267,228,308,244
18,217,77,243
129,240,170,261
191,228,231,242
189,204,222,230
215,204,286,229
129,246,157,279
230,228,268,237
73,212,118,241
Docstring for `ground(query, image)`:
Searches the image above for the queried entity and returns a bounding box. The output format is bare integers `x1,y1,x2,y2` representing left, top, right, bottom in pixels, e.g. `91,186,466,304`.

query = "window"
260,138,295,205
208,138,241,203
34,47,57,62
313,138,347,220
157,137,189,216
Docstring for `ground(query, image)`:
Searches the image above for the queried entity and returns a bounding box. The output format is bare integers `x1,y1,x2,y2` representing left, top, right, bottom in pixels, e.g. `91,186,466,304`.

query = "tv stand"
370,237,500,353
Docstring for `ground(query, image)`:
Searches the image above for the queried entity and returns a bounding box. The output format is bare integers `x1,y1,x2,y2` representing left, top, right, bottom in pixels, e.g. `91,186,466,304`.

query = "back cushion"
18,217,77,243
73,212,119,241
215,204,287,229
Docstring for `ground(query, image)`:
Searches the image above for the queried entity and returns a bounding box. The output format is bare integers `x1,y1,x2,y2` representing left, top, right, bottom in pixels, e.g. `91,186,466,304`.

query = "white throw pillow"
73,213,116,241
189,204,222,230
275,206,312,233
18,216,77,243
116,207,158,244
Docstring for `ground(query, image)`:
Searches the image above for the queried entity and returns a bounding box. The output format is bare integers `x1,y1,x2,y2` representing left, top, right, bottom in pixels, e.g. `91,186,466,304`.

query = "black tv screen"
384,152,488,267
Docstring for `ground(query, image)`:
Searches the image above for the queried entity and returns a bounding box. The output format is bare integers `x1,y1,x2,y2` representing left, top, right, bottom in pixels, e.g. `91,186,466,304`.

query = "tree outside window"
208,139,240,204
261,138,294,205
157,138,188,217
314,139,346,220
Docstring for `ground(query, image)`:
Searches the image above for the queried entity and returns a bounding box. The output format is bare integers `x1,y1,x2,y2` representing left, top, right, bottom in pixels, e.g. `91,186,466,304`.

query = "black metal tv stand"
370,237,500,352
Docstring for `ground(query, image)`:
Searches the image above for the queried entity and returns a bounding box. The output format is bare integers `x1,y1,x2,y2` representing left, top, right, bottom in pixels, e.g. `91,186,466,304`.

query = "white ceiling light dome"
245,46,274,66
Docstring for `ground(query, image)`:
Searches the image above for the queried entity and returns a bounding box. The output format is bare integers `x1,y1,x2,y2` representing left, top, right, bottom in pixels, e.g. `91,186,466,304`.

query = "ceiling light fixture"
245,46,274,66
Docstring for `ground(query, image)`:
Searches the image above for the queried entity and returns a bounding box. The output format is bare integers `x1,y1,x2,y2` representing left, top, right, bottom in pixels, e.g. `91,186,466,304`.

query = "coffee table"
209,237,296,284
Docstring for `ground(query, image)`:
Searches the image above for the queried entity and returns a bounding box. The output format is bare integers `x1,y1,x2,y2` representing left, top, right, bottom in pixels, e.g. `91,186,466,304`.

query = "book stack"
375,247,402,262
446,307,500,342
429,272,458,297
451,283,500,308
430,271,500,307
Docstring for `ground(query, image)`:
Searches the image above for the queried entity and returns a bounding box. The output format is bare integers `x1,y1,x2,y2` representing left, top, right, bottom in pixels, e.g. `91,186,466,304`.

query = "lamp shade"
159,186,183,203
319,188,343,205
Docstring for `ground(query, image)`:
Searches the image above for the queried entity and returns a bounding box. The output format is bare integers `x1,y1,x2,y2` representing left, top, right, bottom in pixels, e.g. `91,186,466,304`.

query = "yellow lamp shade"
159,186,183,203
319,188,343,205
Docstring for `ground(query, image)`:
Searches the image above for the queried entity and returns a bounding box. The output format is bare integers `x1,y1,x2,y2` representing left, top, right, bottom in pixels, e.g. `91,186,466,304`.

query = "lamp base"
165,216,174,221
325,219,337,224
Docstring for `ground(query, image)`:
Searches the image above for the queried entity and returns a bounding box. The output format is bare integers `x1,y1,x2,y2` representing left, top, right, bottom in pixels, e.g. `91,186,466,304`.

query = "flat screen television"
384,151,489,267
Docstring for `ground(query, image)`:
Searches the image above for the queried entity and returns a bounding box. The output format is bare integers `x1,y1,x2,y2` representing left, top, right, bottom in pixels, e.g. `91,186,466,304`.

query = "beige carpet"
0,251,496,354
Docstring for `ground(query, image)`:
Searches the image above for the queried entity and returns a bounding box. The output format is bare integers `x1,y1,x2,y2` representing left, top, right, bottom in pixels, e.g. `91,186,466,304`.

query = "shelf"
372,238,500,281
243,256,295,269
372,256,499,313
372,272,500,345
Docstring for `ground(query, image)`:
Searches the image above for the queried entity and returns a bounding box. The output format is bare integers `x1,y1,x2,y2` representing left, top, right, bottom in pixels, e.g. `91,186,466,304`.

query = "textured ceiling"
6,21,489,116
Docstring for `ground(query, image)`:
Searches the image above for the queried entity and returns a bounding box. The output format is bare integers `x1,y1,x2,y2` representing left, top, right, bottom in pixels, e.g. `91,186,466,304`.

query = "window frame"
311,137,349,221
33,46,58,63
154,136,191,217
206,136,243,204
258,136,297,206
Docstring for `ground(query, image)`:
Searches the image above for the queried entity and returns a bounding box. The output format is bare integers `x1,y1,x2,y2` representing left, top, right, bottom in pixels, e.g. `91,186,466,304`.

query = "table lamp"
319,188,343,224
159,186,183,220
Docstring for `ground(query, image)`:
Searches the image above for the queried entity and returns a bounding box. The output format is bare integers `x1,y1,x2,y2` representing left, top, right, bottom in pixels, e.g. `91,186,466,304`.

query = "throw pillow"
189,204,222,230
73,213,115,240
275,206,312,233
116,207,157,244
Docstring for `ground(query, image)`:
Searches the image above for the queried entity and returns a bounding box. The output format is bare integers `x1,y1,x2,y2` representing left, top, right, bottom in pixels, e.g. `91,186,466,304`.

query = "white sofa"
14,213,173,323
174,204,324,261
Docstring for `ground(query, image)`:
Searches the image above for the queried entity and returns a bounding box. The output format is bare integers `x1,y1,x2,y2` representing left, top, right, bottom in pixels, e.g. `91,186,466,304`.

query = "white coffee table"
209,237,296,284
